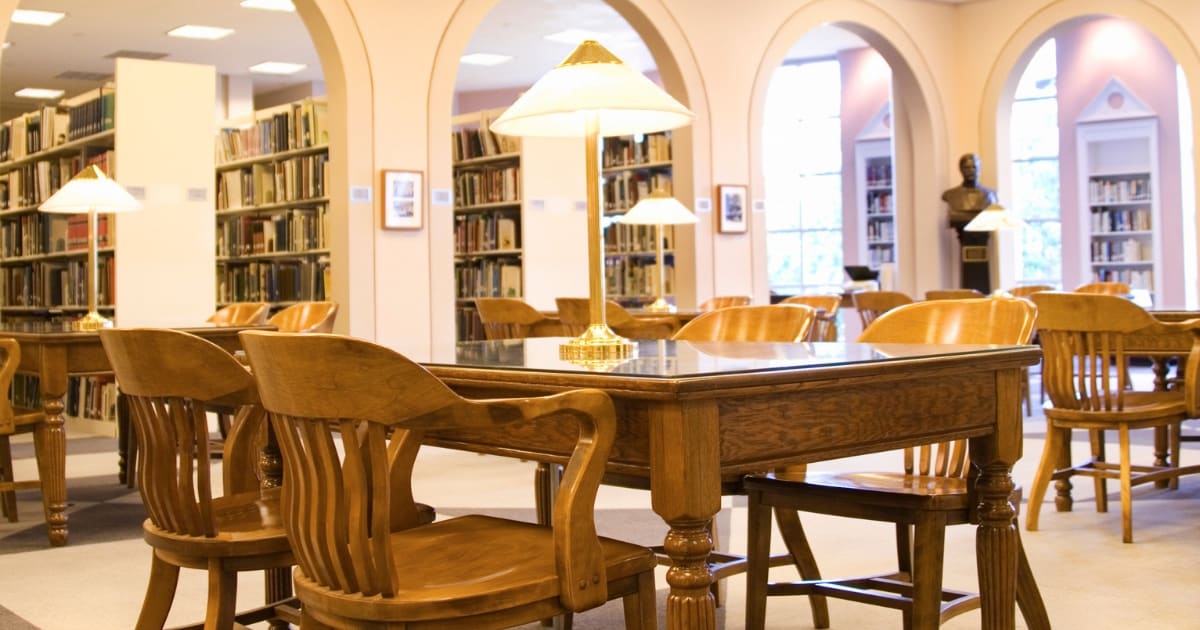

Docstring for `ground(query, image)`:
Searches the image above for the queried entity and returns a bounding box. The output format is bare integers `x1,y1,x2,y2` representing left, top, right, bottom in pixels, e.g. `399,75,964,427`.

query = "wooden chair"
1073,281,1131,295
239,331,658,629
98,328,297,630
207,302,270,326
474,297,560,339
698,295,752,311
1005,284,1053,298
744,297,1049,630
851,290,913,329
555,297,679,339
0,340,55,524
924,288,984,300
674,304,816,343
1026,292,1200,543
780,294,841,341
267,300,339,333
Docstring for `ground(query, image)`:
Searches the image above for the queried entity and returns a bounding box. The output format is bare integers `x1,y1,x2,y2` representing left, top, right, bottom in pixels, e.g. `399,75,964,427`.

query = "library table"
421,337,1039,630
0,322,261,546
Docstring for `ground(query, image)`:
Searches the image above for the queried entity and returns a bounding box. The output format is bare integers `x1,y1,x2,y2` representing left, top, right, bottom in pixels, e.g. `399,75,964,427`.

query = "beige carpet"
1,397,1198,629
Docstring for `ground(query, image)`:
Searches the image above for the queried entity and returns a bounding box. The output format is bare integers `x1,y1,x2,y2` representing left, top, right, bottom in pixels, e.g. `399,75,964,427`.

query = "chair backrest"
1073,281,1131,295
924,288,984,301
240,331,618,610
857,297,1037,476
99,328,265,536
267,301,338,333
0,339,19,436
1030,291,1162,412
851,290,913,329
1004,284,1053,298
672,304,817,343
207,302,270,326
698,295,752,311
780,295,841,341
474,297,558,340
555,297,677,339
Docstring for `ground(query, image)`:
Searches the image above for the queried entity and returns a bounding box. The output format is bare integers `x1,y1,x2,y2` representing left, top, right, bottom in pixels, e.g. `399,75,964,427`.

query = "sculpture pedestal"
952,222,991,294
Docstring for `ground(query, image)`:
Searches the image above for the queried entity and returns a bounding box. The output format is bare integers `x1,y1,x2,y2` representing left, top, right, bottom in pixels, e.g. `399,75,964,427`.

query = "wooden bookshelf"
215,97,330,309
601,131,674,307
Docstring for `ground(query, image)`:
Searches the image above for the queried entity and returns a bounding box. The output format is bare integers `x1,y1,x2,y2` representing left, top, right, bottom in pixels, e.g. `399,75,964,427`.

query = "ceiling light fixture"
249,61,306,75
460,53,514,67
239,0,296,11
167,25,235,40
15,87,65,99
11,9,66,26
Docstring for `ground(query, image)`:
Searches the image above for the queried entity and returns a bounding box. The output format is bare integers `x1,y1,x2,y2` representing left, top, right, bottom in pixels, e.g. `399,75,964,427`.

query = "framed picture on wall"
716,184,747,233
381,170,423,230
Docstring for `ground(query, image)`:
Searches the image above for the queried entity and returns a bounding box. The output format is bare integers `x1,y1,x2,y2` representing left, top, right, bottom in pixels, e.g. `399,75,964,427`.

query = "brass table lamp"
616,189,698,313
39,164,143,330
490,40,694,362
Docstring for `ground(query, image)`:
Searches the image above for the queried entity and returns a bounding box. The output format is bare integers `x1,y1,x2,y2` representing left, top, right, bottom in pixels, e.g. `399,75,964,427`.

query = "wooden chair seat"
141,487,290,555
293,515,655,623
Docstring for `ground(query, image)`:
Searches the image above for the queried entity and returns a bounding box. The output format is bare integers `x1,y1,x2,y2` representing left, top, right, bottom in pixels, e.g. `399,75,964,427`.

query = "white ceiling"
0,0,912,119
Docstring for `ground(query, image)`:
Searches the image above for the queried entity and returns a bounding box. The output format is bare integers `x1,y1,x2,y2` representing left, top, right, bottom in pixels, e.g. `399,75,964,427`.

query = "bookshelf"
854,104,895,271
1075,79,1161,300
215,97,330,311
452,108,523,340
601,131,674,307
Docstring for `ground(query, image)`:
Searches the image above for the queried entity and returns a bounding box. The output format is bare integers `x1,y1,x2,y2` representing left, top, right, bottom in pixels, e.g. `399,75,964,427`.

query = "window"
1010,39,1061,287
763,59,843,295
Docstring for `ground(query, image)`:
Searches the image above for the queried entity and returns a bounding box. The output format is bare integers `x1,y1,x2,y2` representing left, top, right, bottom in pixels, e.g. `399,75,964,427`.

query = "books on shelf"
216,97,328,164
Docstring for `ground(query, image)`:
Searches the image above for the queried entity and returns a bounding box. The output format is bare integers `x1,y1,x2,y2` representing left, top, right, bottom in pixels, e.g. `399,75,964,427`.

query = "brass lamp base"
73,311,113,331
559,325,637,362
641,298,676,313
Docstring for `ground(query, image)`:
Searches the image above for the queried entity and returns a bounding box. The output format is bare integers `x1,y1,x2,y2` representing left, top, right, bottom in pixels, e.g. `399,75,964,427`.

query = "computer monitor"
844,266,879,282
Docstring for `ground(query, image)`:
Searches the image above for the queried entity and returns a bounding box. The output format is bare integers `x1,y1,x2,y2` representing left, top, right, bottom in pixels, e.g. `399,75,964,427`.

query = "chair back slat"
781,295,841,341
699,295,752,311
852,291,914,329
268,301,339,333
858,297,1037,479
100,328,263,538
673,304,816,343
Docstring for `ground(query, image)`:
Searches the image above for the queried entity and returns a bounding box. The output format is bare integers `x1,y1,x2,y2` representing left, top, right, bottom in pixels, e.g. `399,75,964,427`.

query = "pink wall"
1056,17,1183,304
839,47,892,267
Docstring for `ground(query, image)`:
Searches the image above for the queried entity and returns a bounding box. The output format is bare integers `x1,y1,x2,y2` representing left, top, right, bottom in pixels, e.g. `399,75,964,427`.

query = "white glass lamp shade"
618,190,699,226
963,203,1025,231
490,40,694,138
39,165,143,214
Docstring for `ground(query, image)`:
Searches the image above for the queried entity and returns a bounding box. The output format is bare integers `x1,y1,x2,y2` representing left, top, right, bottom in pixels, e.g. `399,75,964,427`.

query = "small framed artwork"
381,170,423,230
716,184,747,233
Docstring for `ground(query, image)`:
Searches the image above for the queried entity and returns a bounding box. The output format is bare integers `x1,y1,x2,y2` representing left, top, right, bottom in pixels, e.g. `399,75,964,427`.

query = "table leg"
649,400,720,630
37,349,69,546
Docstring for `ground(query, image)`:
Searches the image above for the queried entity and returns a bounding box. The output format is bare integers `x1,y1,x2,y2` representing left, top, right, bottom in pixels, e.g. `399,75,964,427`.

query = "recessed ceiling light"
240,0,296,11
249,61,306,75
543,29,611,45
11,9,66,26
460,53,514,67
15,87,65,99
167,25,235,40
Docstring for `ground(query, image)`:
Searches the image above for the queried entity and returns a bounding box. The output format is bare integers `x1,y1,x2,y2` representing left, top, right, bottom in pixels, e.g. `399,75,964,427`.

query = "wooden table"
421,337,1040,630
0,322,259,546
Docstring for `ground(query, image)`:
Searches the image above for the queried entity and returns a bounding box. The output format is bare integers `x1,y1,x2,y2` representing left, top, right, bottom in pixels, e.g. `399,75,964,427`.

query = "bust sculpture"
942,153,998,228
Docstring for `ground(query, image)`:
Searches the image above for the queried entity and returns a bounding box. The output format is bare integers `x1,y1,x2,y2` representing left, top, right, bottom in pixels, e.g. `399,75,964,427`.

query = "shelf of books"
0,87,117,323
215,97,330,310
601,131,673,307
452,109,522,340
855,136,895,270
1075,81,1161,299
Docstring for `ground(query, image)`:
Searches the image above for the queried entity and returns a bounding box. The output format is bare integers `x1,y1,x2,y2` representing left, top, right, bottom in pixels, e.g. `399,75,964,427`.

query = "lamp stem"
643,222,674,312
74,208,111,330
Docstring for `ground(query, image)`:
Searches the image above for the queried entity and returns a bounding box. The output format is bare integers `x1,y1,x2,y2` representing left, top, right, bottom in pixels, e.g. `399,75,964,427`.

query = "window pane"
767,231,805,287
1014,39,1056,100
794,118,842,173
1020,220,1061,283
798,174,843,229
1011,100,1059,158
801,230,843,287
1010,160,1060,221
764,181,801,231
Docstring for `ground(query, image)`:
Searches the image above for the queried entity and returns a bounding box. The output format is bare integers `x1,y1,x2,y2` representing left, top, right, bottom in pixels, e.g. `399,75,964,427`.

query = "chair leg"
1118,424,1134,544
1090,429,1108,513
207,558,238,630
621,571,657,630
744,490,773,630
135,552,180,630
908,512,947,630
773,508,830,628
1168,421,1182,490
1026,422,1063,531
0,436,16,522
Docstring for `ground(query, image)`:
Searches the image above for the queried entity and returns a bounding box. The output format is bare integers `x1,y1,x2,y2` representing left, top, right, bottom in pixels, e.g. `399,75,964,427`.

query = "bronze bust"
943,153,998,228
